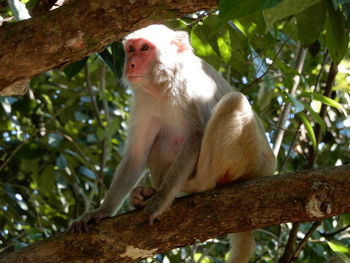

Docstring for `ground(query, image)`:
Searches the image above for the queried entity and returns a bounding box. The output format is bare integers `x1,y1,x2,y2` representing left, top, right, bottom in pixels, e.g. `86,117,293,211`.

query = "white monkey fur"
71,24,276,263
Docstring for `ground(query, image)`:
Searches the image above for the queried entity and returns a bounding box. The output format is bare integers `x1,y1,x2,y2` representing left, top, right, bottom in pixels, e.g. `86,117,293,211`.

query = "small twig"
278,123,301,174
85,64,103,127
289,222,321,263
306,61,339,168
313,51,329,92
61,133,96,174
320,224,350,238
188,10,217,27
273,47,307,157
242,34,292,93
279,223,300,263
98,62,109,194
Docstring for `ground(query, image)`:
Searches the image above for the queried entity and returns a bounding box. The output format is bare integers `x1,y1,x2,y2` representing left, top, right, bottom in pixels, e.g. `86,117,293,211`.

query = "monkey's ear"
172,31,191,53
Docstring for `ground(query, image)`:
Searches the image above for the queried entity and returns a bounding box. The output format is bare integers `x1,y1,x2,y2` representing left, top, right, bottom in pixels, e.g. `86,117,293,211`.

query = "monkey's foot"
68,210,109,233
130,186,157,208
143,191,171,226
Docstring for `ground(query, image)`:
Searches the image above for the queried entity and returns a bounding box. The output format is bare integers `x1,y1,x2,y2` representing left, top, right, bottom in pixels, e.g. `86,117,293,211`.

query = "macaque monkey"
70,24,276,263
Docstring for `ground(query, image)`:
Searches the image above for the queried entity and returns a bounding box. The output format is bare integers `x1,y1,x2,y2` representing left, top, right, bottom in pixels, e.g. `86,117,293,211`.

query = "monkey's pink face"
125,38,157,84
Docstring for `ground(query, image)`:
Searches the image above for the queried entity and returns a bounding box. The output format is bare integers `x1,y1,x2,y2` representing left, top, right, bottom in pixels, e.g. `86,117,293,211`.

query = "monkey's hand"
143,191,170,226
68,209,110,233
130,186,157,208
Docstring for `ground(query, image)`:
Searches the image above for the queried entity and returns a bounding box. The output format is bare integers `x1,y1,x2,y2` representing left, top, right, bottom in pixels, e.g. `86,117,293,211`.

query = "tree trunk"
1,165,350,263
0,0,219,95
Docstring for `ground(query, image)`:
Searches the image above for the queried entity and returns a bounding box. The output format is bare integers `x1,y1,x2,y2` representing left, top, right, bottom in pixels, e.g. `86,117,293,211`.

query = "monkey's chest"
147,131,185,186
149,132,184,164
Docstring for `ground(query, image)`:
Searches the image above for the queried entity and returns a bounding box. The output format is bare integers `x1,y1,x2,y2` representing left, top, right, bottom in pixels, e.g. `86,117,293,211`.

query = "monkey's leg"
185,92,256,192
185,92,261,263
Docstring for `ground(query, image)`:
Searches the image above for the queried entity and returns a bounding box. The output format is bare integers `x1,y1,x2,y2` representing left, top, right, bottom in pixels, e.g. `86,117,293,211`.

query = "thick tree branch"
0,0,219,95
1,165,350,263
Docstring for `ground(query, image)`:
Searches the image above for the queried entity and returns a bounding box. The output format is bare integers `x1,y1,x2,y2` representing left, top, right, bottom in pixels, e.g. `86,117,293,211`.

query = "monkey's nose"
131,64,135,69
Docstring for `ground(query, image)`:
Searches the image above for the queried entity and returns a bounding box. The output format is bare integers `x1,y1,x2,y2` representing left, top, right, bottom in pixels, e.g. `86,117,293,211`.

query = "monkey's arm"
144,132,202,224
69,118,161,232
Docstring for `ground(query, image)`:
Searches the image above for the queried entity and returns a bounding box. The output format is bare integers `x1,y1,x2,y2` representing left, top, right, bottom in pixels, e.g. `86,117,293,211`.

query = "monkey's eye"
141,44,150,51
128,46,135,53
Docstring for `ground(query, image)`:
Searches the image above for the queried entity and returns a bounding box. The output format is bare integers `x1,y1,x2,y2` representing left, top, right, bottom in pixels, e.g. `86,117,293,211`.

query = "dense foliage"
0,0,350,262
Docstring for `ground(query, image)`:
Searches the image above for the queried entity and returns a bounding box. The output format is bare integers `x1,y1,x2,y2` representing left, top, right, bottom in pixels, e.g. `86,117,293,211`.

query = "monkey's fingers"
131,195,144,207
81,220,90,232
68,221,81,233
94,215,102,224
148,214,156,226
141,187,157,197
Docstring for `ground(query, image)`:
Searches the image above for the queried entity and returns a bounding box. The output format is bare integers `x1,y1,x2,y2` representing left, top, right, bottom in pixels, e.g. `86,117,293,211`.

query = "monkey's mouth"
128,75,145,83
128,75,144,80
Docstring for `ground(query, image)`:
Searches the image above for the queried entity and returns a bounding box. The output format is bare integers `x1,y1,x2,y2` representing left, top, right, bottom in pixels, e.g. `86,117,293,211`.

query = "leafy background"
0,0,350,262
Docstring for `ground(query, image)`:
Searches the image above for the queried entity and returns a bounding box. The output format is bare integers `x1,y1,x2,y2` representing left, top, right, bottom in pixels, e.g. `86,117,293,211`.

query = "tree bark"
0,0,219,95
1,165,350,263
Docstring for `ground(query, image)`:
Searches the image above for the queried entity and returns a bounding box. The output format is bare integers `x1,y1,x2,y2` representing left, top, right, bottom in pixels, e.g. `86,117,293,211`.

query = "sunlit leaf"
298,112,317,150
191,17,221,69
328,241,350,263
328,240,350,254
303,103,326,133
301,92,347,115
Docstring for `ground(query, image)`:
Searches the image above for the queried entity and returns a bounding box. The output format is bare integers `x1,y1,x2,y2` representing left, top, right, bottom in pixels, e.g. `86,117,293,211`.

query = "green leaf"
56,154,68,170
274,58,299,76
79,166,96,180
298,112,317,150
328,241,350,263
342,3,350,28
328,240,350,253
48,133,63,148
111,42,125,79
99,47,118,77
190,17,221,70
296,1,326,46
165,19,189,31
301,92,347,115
257,81,273,110
99,42,125,79
219,0,284,21
40,166,55,195
217,30,232,64
234,12,267,35
326,1,349,63
263,0,321,29
286,93,305,113
217,23,248,74
63,57,88,79
302,104,326,133
17,143,41,159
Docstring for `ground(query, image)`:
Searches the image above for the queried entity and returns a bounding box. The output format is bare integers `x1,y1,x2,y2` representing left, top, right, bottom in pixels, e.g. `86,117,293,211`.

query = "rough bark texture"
0,0,219,95
1,165,350,263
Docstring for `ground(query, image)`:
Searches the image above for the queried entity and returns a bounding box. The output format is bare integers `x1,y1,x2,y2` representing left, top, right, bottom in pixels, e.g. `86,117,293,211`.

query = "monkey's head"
122,25,192,89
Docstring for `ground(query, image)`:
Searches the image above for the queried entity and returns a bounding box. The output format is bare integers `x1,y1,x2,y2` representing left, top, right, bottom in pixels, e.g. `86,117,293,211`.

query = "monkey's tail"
227,232,255,263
